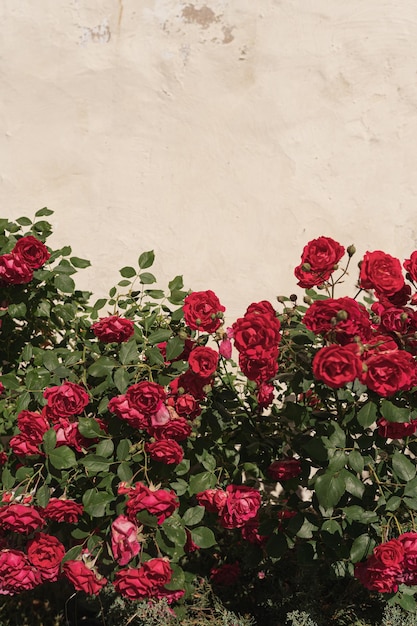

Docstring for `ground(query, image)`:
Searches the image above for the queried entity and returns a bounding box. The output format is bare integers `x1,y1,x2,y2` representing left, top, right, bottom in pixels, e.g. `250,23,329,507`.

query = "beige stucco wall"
2,1,417,321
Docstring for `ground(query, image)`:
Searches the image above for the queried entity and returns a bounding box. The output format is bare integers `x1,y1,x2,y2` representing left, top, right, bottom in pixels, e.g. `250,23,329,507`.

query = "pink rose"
0,549,40,594
219,485,261,529
111,515,141,566
91,315,134,343
0,253,33,285
108,394,148,429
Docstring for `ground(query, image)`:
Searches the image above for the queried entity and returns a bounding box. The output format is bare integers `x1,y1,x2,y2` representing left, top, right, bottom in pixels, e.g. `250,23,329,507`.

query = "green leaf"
404,476,417,497
61,545,83,565
357,402,377,428
82,489,113,517
78,417,105,439
147,329,173,345
190,526,217,549
120,266,136,278
8,303,27,318
381,400,410,423
327,421,346,448
0,373,20,390
95,439,114,458
35,207,54,217
16,217,32,226
386,496,402,512
113,368,130,393
36,485,50,508
164,564,185,591
80,455,111,473
116,439,131,461
314,471,345,510
70,256,91,268
25,368,51,390
341,469,365,498
88,356,117,377
54,274,75,293
15,391,31,413
169,276,183,291
48,445,77,470
162,517,187,548
117,462,133,482
145,290,165,299
138,250,155,269
119,340,139,365
42,352,60,372
321,520,342,535
93,298,107,310
188,472,217,495
343,506,378,523
348,450,365,474
350,534,375,563
166,337,185,361
43,429,57,454
139,272,156,284
398,592,417,612
145,347,165,366
392,452,416,482
182,506,205,527
1,468,15,490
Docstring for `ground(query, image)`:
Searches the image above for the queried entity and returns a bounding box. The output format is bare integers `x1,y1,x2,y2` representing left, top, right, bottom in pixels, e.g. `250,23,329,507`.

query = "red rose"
377,417,417,439
114,558,173,600
404,251,417,283
295,237,345,287
232,312,281,354
379,307,414,334
9,435,41,456
313,344,363,388
360,250,405,296
219,485,261,529
268,459,301,481
27,533,65,582
0,253,33,284
246,300,277,317
0,503,44,534
17,410,50,443
239,346,279,384
303,297,372,344
354,557,399,593
43,498,83,523
91,315,134,343
183,290,225,333
398,532,417,579
125,483,179,524
257,383,274,408
53,419,91,452
175,394,201,419
361,350,417,397
12,236,50,269
63,560,107,595
43,382,89,421
373,539,404,569
188,346,219,378
0,383,4,395
150,416,191,441
196,488,228,514
210,562,240,586
111,515,141,566
108,394,148,429
0,549,40,594
172,370,212,400
240,518,268,546
145,439,184,464
126,381,166,415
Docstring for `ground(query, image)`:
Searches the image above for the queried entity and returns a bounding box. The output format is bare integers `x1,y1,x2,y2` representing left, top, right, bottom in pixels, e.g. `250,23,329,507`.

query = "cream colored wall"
2,1,417,321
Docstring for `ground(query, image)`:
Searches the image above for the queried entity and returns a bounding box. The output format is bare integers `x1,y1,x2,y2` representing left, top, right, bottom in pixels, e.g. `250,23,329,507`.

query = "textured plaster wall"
2,1,417,320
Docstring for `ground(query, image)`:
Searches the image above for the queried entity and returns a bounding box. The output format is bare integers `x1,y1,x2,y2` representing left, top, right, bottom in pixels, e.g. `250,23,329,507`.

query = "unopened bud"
347,244,356,257
336,309,348,321
277,296,286,303
400,312,409,322
303,295,312,305
301,262,311,272
289,294,297,302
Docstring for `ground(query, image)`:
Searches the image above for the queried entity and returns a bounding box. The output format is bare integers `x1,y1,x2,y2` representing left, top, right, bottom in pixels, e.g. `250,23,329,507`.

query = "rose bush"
4,211,417,620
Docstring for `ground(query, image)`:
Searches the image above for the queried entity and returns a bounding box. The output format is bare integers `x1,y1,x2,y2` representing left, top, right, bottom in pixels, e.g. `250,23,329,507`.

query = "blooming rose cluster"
119,481,179,525
232,301,281,400
197,484,261,530
355,532,417,593
114,557,183,603
0,235,50,285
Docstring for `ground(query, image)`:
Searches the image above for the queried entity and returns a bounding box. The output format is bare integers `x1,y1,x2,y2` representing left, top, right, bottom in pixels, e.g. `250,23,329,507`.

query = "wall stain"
222,25,234,44
181,4,220,29
118,0,124,30
79,20,111,45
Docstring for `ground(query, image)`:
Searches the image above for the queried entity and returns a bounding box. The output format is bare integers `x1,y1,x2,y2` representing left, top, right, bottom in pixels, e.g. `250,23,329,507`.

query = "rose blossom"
126,381,166,415
303,297,372,344
373,539,404,569
111,515,141,566
294,237,345,287
359,250,405,296
150,416,192,441
114,558,173,600
183,290,225,333
0,253,33,285
43,498,83,523
0,503,44,534
354,557,399,593
63,559,107,595
108,394,148,429
43,382,89,421
196,488,228,514
232,312,281,353
175,393,201,419
268,459,301,481
219,485,262,529
0,549,40,594
313,344,363,389
239,346,279,384
12,235,50,269
145,439,184,465
188,346,219,378
377,417,417,439
91,315,135,343
361,350,417,397
404,251,417,283
27,533,65,582
398,532,417,574
210,562,241,586
125,482,179,524
257,383,274,408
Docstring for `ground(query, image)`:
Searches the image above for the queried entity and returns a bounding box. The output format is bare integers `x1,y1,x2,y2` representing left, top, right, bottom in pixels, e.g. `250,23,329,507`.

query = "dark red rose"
0,549,40,594
172,370,213,400
239,346,279,384
398,532,417,574
43,498,83,523
196,488,228,514
210,562,240,586
0,253,33,284
268,459,301,481
145,439,184,464
303,297,372,344
373,539,404,569
232,312,281,353
377,417,417,439
257,383,274,408
150,416,192,441
361,350,417,397
126,381,166,415
245,300,277,317
27,533,65,582
12,236,50,269
17,410,49,443
185,529,200,553
354,557,399,593
313,344,363,388
183,290,225,333
91,315,134,343
125,483,179,524
43,382,89,421
295,237,345,287
360,250,405,296
404,251,417,283
219,485,261,529
175,393,201,419
0,503,44,534
63,560,107,595
114,558,173,600
379,307,413,334
240,517,268,546
9,435,41,456
188,346,219,377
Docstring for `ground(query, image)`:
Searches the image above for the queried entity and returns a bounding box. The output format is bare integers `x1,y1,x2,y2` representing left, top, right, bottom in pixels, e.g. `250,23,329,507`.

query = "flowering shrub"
3,216,417,617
